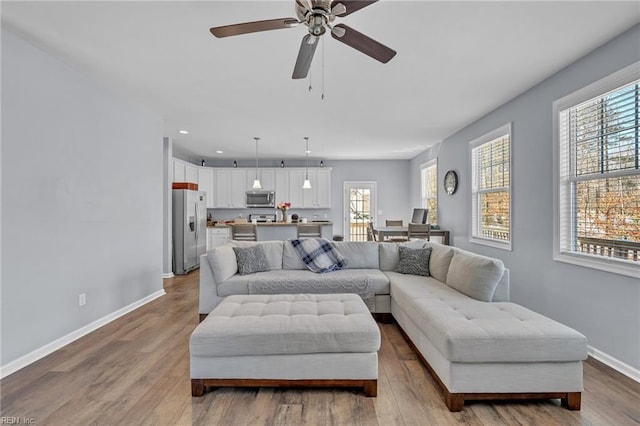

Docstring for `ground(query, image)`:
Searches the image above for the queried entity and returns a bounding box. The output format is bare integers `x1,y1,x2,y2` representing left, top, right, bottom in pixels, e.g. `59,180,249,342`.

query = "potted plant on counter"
277,201,292,223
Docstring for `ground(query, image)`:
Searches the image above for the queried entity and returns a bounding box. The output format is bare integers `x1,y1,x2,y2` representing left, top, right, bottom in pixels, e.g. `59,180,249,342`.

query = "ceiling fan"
210,0,396,79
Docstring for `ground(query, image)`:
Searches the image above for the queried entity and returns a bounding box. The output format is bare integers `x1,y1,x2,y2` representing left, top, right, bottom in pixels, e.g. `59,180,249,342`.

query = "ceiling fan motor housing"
296,0,337,36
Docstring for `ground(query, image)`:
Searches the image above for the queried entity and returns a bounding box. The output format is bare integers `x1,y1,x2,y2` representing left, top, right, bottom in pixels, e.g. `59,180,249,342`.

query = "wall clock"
444,170,458,195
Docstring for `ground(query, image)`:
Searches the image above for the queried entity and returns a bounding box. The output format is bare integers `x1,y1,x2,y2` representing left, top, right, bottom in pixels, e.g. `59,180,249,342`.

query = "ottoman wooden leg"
562,392,581,410
191,379,205,397
363,380,377,397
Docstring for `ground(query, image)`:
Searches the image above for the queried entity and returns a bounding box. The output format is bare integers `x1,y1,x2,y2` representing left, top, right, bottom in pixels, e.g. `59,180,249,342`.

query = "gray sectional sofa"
199,240,587,411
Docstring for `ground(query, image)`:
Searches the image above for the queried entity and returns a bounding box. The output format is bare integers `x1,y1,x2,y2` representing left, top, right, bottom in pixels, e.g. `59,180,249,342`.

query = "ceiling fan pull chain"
308,65,312,92
321,35,325,100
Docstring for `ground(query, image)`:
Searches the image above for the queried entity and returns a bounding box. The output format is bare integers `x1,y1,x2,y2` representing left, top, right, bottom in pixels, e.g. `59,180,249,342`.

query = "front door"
343,182,377,242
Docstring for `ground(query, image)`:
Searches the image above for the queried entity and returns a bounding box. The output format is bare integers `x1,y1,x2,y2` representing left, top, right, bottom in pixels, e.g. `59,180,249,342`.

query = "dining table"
374,226,450,245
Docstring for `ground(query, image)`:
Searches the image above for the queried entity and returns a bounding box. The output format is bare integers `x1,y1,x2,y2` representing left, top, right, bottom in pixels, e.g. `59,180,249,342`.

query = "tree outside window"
421,160,438,225
470,124,512,250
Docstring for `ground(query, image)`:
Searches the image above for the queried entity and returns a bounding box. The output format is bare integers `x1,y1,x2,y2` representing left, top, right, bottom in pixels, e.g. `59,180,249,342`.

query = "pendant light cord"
254,137,259,179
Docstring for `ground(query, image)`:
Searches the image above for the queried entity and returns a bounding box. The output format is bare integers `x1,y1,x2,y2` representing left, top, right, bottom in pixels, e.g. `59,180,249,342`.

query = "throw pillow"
446,251,504,302
233,245,269,275
395,246,432,276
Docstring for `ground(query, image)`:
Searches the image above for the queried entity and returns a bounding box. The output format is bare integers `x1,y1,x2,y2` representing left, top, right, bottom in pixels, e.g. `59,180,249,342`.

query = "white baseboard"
162,272,174,279
0,289,166,379
588,345,640,383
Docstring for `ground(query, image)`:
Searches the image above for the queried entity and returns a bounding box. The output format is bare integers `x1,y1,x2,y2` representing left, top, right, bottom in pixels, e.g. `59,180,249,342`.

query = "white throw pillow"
207,245,238,284
446,251,504,302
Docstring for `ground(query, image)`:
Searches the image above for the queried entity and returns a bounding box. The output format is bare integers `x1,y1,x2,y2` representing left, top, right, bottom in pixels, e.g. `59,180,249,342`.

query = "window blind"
421,161,438,224
470,126,511,246
558,79,639,264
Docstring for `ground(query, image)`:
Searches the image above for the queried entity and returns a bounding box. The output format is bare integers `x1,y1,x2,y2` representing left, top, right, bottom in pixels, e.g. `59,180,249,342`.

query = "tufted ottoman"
190,293,381,397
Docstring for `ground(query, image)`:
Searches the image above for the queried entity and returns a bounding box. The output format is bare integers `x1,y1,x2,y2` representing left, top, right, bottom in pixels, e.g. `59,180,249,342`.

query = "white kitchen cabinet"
301,168,332,208
288,169,306,208
208,167,330,209
207,227,230,250
172,159,185,182
214,169,247,208
274,169,289,204
198,167,215,208
172,158,199,184
246,169,275,191
185,163,199,183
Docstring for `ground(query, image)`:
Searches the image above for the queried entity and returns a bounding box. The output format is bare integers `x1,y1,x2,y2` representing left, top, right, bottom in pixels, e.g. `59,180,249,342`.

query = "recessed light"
178,130,189,135
216,150,223,154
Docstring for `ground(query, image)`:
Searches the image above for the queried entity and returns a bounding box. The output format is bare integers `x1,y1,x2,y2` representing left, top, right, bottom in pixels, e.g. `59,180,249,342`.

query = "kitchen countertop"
226,222,332,226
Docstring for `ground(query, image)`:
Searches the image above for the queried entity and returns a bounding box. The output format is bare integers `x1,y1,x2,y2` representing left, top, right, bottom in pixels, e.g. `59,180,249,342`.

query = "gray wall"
1,29,164,366
328,160,411,238
410,25,640,371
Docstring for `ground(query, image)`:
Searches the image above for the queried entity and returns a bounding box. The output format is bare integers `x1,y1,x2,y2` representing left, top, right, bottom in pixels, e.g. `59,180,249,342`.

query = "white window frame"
420,159,438,225
553,62,640,278
469,123,513,250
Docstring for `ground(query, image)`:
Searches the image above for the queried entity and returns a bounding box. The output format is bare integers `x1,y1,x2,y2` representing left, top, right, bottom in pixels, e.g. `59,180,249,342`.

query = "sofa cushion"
233,245,270,275
229,241,283,270
390,276,588,363
218,269,390,297
207,245,237,284
423,242,456,283
395,246,432,276
446,251,504,302
283,240,306,270
331,241,379,269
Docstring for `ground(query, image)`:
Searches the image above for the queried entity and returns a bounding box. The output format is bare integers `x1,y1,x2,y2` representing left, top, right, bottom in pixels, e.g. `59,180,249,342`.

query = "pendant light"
303,137,312,189
252,137,262,189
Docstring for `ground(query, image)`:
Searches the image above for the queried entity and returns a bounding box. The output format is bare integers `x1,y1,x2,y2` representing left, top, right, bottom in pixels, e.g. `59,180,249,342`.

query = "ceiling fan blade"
296,0,313,13
210,18,299,38
331,24,396,63
333,0,378,17
292,34,319,79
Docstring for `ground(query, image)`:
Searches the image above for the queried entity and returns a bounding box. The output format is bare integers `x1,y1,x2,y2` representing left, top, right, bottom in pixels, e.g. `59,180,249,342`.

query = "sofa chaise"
198,239,587,411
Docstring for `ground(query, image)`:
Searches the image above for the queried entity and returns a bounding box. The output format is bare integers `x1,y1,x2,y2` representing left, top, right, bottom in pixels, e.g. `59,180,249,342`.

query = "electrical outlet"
79,293,86,307
323,213,328,219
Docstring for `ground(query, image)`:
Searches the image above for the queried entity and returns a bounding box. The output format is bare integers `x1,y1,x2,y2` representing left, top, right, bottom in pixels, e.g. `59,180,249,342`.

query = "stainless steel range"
249,213,277,223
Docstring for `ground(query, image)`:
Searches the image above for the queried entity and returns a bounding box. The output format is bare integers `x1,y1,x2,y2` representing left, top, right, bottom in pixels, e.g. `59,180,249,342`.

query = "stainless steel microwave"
246,190,275,208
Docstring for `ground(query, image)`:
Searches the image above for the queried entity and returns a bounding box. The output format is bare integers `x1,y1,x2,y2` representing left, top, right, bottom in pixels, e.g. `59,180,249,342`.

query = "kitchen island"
228,222,333,241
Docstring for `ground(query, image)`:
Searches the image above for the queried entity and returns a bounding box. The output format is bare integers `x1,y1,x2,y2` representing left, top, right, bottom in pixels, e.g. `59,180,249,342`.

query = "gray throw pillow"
395,246,432,276
233,245,269,275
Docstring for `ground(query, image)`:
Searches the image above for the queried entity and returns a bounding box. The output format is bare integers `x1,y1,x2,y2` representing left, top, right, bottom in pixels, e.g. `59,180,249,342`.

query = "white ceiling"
2,1,639,161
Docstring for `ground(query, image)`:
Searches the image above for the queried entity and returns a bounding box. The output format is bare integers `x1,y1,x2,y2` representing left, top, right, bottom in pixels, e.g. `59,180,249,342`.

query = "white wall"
1,29,164,368
410,24,640,374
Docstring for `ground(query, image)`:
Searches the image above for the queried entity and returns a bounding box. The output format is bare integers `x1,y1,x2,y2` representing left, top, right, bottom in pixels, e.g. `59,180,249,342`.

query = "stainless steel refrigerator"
172,190,207,275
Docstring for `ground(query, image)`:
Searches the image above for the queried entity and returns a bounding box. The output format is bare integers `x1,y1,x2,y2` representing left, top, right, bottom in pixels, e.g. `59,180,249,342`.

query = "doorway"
343,182,377,242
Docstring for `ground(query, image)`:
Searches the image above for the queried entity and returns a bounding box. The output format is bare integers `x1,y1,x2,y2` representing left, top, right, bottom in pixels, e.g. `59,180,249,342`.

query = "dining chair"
384,219,408,242
367,222,377,242
232,224,257,241
407,223,431,241
297,224,322,239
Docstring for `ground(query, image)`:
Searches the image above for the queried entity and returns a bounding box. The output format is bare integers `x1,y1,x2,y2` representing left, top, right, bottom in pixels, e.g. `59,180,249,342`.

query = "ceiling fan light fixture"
253,137,262,189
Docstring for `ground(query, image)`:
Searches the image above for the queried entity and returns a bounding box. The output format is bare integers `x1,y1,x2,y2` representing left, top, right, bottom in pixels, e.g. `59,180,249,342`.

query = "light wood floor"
2,271,639,425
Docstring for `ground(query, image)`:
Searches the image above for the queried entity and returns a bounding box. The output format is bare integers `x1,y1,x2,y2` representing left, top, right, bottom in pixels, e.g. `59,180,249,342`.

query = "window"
421,160,438,224
470,124,512,250
554,63,640,277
